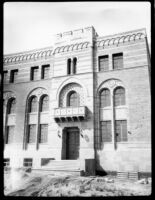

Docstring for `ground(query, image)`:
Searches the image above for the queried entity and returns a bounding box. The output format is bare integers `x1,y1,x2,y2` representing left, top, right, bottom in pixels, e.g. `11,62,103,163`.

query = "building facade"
3,26,151,175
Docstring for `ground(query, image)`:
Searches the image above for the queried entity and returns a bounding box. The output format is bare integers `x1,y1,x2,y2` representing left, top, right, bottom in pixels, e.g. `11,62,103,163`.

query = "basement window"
23,158,33,167
4,158,10,167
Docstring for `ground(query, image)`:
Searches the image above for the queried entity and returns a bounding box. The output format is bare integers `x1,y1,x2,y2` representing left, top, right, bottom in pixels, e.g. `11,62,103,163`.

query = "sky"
4,2,151,55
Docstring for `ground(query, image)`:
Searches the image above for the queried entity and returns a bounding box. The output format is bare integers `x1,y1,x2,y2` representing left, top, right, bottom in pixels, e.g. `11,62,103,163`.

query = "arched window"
40,95,49,112
67,59,71,75
100,89,110,108
114,87,125,106
29,96,38,113
7,98,16,114
67,91,79,107
73,57,77,74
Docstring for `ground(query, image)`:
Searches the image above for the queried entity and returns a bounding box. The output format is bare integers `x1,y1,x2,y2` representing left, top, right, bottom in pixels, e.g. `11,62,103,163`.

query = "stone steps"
117,171,139,180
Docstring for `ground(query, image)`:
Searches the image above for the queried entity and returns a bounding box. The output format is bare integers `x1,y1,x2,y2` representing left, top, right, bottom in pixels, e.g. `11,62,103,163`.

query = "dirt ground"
4,169,151,197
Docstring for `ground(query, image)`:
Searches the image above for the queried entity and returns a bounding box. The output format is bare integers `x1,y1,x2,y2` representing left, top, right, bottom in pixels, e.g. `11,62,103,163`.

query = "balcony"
54,106,87,122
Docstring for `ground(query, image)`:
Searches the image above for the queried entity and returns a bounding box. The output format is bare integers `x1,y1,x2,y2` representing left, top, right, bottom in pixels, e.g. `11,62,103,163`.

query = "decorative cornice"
96,30,146,48
53,41,91,54
3,47,54,65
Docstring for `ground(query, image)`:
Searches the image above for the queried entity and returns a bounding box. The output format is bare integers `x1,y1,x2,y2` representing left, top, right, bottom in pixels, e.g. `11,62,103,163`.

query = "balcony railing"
54,106,87,122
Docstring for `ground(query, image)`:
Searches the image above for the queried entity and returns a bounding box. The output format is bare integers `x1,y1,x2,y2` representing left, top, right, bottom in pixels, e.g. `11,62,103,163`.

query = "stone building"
3,26,151,176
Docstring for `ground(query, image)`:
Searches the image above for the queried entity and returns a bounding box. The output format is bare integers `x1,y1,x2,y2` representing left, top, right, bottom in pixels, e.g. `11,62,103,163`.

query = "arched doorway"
62,127,80,160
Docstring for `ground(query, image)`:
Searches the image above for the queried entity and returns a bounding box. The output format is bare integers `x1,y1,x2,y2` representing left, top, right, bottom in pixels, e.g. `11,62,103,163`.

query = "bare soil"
4,169,151,197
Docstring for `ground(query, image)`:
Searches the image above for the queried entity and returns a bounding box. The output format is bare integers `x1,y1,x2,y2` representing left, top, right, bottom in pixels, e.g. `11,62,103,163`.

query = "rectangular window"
30,66,39,81
28,125,36,143
10,69,18,83
23,158,33,167
99,55,109,71
3,70,8,82
39,124,48,143
41,65,50,79
115,120,127,142
100,121,112,142
113,53,123,69
6,126,14,144
4,158,10,167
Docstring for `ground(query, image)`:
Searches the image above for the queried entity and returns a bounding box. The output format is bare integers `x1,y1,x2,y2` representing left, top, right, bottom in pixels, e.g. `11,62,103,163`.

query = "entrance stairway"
32,160,84,176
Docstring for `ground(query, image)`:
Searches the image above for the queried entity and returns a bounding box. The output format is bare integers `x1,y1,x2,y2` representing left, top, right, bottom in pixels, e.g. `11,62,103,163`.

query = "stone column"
3,100,7,148
36,99,41,150
111,93,116,149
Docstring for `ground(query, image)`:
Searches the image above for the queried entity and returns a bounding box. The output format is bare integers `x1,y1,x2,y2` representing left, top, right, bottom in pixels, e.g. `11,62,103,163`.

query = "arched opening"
114,87,125,106
7,98,16,114
73,57,77,74
67,59,71,75
100,88,110,108
28,96,38,113
67,91,79,107
40,95,49,112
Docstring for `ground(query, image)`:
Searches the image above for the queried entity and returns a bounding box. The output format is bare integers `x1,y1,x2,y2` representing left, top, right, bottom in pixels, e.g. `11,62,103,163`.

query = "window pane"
114,87,125,106
68,92,79,107
99,56,109,71
100,121,112,142
42,65,50,79
28,125,36,143
115,120,127,142
100,89,110,107
113,53,123,69
4,159,10,167
31,67,38,80
67,59,71,75
73,58,77,74
7,126,14,144
41,96,49,112
30,97,37,112
8,99,16,114
39,124,48,143
3,71,8,82
23,158,33,167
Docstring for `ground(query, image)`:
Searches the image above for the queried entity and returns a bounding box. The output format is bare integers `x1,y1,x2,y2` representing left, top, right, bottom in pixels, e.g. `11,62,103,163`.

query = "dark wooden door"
66,128,79,160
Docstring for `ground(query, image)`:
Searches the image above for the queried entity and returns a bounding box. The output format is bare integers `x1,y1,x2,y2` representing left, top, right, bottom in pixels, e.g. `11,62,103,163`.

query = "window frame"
40,95,49,112
23,158,33,167
115,120,127,142
67,91,79,107
67,59,71,75
99,55,109,72
27,124,36,144
100,88,111,108
100,121,112,143
4,158,10,167
29,96,38,113
112,52,123,70
30,66,39,81
114,87,125,107
6,125,15,144
41,64,50,79
7,98,16,114
10,69,18,83
39,124,48,143
73,57,77,74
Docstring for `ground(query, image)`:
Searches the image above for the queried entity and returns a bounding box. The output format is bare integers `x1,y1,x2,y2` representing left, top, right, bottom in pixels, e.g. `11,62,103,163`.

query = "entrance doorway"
62,127,80,160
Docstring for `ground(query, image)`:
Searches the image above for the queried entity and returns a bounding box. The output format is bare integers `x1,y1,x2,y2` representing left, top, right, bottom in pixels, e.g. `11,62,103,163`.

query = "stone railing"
54,106,87,122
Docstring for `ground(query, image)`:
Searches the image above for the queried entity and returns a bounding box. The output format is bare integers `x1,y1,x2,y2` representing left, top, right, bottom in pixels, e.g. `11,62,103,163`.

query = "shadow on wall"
95,152,108,176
